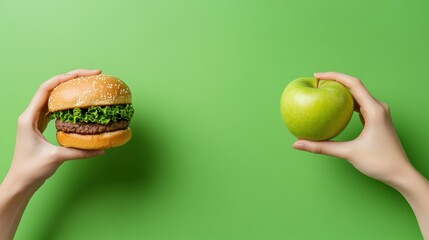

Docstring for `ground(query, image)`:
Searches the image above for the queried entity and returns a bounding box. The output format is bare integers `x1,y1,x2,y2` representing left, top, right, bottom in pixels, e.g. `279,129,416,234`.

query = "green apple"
280,77,354,141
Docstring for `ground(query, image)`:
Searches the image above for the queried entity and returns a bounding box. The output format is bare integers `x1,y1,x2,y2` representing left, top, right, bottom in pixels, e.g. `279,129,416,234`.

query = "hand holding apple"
280,77,354,140
287,71,416,185
287,72,429,240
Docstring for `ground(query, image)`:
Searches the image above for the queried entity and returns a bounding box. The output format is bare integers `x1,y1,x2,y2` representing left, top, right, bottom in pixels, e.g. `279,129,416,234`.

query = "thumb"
55,147,105,161
293,140,349,159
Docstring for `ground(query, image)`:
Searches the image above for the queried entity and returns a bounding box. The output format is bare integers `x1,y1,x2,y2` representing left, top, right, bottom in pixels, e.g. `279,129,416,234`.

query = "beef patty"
55,120,130,135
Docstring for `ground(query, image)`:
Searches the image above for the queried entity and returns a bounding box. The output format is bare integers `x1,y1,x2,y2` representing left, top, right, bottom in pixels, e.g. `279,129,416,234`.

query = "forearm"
393,168,429,239
0,173,42,240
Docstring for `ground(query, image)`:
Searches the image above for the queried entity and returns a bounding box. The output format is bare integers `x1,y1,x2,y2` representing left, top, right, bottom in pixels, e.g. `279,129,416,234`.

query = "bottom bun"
57,128,132,150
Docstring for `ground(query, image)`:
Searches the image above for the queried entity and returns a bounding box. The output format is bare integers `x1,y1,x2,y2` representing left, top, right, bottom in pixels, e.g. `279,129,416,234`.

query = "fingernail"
293,142,305,149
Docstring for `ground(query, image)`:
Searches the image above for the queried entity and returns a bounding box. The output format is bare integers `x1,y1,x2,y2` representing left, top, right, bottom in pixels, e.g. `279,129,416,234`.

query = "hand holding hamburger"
48,74,135,150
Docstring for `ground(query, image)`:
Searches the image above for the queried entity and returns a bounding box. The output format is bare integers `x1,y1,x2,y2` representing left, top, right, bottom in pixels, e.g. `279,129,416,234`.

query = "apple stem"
316,78,319,89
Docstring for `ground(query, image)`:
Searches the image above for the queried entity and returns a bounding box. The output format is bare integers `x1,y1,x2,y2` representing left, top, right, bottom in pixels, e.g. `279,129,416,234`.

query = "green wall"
1,0,428,239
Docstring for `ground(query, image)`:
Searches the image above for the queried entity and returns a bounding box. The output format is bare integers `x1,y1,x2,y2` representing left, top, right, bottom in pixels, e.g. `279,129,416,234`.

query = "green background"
0,0,428,239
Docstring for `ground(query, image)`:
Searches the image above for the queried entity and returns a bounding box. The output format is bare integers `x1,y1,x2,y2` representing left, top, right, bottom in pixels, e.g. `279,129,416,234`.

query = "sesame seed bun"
48,74,132,112
56,128,132,150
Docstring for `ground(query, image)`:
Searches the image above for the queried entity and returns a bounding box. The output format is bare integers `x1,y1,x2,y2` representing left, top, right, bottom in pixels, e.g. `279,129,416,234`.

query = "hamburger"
48,74,135,150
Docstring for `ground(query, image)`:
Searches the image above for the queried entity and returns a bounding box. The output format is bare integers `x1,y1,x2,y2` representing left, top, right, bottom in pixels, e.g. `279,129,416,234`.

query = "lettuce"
49,104,134,125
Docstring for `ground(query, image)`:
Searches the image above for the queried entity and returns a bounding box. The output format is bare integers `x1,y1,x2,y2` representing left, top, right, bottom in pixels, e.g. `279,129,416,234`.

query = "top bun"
48,74,132,112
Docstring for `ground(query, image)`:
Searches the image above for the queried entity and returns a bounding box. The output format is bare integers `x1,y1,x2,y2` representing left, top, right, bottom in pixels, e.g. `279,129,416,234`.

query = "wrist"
1,170,44,196
388,165,429,198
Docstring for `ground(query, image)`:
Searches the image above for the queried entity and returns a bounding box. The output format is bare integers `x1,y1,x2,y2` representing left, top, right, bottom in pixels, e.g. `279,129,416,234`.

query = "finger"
26,73,78,119
293,140,350,159
55,147,105,161
314,72,377,109
26,69,101,118
67,69,102,75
